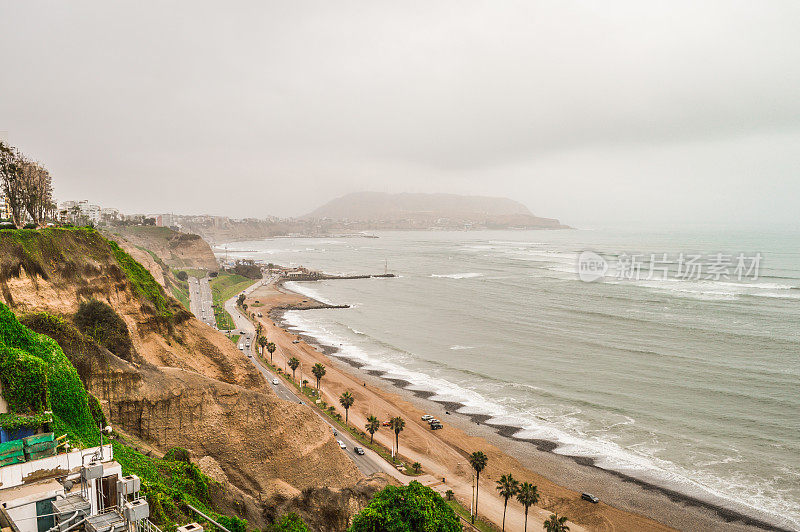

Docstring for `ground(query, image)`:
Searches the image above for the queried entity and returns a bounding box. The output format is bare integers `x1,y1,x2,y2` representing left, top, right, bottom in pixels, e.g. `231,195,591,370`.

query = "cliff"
102,226,218,271
0,228,379,529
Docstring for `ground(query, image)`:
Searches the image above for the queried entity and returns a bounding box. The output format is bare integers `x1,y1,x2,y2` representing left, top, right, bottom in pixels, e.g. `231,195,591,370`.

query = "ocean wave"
449,345,475,350
431,273,483,279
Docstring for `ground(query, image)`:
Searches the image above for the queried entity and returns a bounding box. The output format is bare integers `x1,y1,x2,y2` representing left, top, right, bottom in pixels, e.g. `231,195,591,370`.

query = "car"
238,345,244,350
354,447,365,455
333,429,338,436
247,354,252,358
381,420,392,427
430,423,443,430
337,440,346,449
421,415,433,421
429,419,440,424
292,339,300,344
272,378,279,385
581,493,599,503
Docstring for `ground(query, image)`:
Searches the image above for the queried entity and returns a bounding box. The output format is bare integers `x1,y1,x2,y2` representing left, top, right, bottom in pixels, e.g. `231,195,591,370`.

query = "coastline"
263,279,791,532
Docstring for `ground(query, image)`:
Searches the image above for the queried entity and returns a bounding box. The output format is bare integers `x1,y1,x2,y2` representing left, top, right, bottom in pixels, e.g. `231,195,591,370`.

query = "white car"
238,345,244,350
272,378,279,385
337,440,346,449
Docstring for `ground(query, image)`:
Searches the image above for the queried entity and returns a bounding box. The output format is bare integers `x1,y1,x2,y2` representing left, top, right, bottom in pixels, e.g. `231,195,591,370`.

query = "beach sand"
246,280,783,532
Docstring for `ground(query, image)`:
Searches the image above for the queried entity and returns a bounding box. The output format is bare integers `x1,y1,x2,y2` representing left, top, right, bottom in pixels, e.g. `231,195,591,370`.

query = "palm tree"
543,512,569,532
412,462,422,474
339,391,355,425
258,336,267,355
312,363,326,390
496,474,519,531
266,342,276,362
516,482,540,532
365,415,380,443
288,357,300,381
390,416,405,457
469,451,488,524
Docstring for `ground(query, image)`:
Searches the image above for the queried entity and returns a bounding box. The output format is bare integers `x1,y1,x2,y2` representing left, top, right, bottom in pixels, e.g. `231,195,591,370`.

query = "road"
223,279,388,477
188,276,216,327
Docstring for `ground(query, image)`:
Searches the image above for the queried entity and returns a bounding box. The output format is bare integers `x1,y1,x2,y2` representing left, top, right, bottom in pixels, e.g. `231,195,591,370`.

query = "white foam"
431,272,483,279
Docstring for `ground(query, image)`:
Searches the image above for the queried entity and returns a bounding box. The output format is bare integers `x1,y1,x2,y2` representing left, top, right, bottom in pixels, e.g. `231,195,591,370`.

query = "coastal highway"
188,275,216,327
223,281,386,477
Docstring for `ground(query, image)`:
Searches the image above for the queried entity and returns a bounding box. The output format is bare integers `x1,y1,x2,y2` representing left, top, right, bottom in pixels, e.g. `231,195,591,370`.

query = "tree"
176,271,189,282
312,363,326,390
19,159,53,227
365,415,380,444
445,490,454,501
258,336,268,355
0,142,25,229
236,293,246,306
543,512,570,532
348,481,460,532
339,391,355,425
390,416,405,457
496,474,519,531
469,451,488,524
516,482,540,532
288,357,300,381
268,512,310,532
266,341,276,362
412,462,422,474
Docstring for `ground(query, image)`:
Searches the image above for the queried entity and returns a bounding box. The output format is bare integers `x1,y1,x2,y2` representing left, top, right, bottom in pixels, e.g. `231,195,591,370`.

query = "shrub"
349,481,461,532
163,447,192,464
269,513,310,532
74,299,134,361
176,270,189,281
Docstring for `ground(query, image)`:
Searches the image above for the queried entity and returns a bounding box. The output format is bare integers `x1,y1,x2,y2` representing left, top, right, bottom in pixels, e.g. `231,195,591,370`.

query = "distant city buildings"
58,199,101,225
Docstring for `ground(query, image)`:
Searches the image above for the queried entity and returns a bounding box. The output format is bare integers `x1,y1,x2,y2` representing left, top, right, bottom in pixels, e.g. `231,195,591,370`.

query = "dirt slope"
103,225,218,270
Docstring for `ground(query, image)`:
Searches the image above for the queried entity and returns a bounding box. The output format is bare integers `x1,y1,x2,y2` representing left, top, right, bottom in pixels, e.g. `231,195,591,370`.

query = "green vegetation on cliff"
0,302,99,443
107,239,172,318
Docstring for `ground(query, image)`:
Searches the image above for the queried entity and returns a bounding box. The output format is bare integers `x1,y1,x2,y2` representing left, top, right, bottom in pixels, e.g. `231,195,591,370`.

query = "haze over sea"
225,230,800,529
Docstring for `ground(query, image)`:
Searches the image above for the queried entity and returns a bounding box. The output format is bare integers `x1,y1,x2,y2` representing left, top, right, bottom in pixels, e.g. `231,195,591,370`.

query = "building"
57,200,101,225
0,192,10,220
0,429,181,532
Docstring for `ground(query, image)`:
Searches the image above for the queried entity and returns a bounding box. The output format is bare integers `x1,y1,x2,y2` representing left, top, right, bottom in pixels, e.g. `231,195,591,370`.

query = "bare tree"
0,142,26,228
20,159,53,227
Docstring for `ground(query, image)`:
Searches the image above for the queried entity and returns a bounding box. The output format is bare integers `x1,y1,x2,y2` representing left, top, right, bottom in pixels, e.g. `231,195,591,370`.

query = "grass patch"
178,268,208,279
229,334,240,345
446,500,500,531
209,273,255,330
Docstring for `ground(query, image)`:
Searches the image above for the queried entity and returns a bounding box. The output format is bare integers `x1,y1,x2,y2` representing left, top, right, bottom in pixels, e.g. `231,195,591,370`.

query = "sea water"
222,229,799,529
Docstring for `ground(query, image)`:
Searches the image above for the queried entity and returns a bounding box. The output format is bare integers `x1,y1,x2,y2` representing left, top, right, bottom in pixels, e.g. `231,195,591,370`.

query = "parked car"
428,419,440,425
430,423,443,430
581,493,599,503
354,447,365,455
337,440,346,449
272,378,279,385
421,415,433,421
292,339,300,344
381,420,392,427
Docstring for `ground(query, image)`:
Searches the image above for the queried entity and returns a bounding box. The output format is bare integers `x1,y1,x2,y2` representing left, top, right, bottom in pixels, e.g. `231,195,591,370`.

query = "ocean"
221,229,800,529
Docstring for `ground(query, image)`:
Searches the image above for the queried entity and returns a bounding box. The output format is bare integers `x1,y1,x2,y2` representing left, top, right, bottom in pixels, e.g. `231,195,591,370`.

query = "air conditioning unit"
116,475,141,497
123,499,149,522
81,461,103,481
177,523,203,532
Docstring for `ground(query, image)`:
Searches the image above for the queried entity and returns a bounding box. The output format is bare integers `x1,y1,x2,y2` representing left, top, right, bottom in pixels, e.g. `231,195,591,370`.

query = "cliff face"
102,226,218,271
0,228,370,528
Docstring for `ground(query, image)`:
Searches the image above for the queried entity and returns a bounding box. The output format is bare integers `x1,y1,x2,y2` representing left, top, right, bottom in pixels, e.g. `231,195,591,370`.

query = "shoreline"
269,283,791,532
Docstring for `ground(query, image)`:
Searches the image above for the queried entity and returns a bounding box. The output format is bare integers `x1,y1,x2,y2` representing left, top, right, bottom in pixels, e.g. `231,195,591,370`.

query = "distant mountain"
303,192,570,230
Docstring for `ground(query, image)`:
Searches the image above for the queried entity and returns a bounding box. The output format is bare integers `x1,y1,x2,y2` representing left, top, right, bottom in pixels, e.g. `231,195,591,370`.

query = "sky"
1,1,799,229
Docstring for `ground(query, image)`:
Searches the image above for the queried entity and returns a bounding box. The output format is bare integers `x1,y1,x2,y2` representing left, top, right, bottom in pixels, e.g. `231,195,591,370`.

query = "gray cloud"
1,1,799,227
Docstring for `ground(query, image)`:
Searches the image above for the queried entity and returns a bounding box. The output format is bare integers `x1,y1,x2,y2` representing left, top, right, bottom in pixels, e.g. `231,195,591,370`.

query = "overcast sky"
1,1,799,228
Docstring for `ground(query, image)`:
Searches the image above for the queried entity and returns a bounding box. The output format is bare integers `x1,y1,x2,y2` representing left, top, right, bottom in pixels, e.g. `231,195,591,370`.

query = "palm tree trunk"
524,508,528,532
502,500,507,530
345,409,348,425
475,477,480,522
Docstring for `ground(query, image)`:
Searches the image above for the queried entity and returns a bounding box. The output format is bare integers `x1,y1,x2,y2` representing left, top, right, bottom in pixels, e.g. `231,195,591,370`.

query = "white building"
0,193,10,220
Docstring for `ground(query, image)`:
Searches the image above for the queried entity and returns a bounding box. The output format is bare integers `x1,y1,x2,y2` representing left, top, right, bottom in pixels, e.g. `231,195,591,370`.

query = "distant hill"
303,192,569,230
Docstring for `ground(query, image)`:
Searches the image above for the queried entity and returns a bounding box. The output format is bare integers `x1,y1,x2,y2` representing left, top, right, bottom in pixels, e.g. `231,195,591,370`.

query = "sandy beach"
245,279,783,532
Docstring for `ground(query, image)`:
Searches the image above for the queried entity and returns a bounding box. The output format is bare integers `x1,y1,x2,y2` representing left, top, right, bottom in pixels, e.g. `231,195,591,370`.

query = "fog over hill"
304,192,569,229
